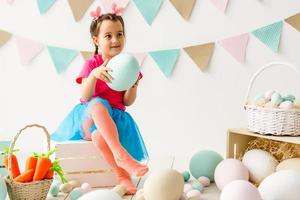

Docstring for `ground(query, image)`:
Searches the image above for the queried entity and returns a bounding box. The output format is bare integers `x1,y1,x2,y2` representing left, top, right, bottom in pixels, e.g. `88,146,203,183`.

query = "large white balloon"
220,180,261,200
107,53,140,91
78,189,122,200
242,149,278,184
259,170,300,200
143,169,184,200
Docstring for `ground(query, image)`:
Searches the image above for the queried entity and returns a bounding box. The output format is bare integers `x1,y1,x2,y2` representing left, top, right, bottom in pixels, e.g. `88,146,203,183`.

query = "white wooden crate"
53,140,117,187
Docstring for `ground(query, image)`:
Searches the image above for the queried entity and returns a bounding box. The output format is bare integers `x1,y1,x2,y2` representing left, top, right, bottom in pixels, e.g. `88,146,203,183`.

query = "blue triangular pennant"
47,46,78,74
133,0,163,25
37,0,56,14
252,21,283,52
149,49,180,77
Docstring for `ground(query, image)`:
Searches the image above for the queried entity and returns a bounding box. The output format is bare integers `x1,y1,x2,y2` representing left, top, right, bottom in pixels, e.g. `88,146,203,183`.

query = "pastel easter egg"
191,181,203,192
184,183,193,193
69,180,81,188
49,181,60,197
69,187,84,200
258,170,300,200
279,101,294,109
264,90,276,101
197,176,210,187
182,171,190,182
186,189,201,199
60,183,73,193
81,182,92,193
107,53,140,91
282,94,296,102
264,101,277,108
271,93,283,106
253,95,267,107
242,149,278,184
112,185,127,196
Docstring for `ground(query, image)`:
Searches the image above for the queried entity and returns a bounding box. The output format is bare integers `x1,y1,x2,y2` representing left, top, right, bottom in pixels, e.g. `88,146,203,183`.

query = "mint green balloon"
0,175,7,200
107,54,140,91
189,150,223,182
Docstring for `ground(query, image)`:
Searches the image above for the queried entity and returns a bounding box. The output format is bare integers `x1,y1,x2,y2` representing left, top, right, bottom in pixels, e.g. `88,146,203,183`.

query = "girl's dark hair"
90,13,125,55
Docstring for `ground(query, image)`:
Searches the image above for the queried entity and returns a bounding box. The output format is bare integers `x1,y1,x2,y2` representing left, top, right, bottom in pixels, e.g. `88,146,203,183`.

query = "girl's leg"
91,131,137,194
89,102,148,177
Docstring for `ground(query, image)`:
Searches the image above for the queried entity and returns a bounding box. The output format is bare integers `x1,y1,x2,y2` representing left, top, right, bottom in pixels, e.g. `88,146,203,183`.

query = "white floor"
46,155,220,200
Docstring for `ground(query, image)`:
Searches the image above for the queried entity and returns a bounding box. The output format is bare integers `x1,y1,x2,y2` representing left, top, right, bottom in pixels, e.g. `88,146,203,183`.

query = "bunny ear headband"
90,3,124,20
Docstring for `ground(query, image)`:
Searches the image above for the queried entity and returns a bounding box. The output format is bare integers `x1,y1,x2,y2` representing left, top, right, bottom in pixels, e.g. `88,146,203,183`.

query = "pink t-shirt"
76,54,142,111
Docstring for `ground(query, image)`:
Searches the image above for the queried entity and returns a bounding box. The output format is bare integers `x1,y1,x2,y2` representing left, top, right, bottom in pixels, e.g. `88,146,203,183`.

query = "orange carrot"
14,169,34,183
25,153,38,171
44,168,54,179
1,146,20,179
33,149,56,181
33,157,52,181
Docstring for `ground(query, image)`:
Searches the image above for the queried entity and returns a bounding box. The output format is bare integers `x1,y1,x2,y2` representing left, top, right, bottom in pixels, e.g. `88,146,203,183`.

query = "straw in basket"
4,124,53,200
244,62,300,136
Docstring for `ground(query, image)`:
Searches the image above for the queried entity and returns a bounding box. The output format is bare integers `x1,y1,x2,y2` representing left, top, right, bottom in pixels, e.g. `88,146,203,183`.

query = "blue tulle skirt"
51,97,148,161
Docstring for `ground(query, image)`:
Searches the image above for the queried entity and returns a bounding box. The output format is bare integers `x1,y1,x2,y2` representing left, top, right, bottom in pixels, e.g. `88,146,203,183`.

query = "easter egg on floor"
107,53,140,91
258,170,300,200
189,150,223,181
143,169,184,200
78,189,122,200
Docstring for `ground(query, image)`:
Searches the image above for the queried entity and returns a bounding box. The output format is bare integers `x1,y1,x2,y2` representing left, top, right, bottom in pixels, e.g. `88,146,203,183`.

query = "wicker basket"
244,62,300,136
4,124,53,200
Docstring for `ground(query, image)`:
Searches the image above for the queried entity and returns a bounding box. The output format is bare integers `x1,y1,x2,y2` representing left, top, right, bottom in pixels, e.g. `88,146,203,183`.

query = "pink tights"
82,102,148,194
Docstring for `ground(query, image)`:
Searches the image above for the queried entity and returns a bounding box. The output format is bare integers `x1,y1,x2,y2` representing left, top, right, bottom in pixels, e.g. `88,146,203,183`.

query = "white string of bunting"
0,0,300,77
3,0,229,23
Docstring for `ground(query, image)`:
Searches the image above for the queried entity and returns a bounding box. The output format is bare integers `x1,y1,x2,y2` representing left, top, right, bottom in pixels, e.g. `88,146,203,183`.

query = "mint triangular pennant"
0,29,12,47
149,49,180,77
48,46,78,74
15,36,45,64
285,13,300,32
252,21,283,52
133,0,163,25
37,0,56,14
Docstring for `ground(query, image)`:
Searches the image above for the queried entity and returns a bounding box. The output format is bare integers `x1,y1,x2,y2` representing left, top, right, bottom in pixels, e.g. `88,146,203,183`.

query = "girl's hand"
130,79,139,89
92,60,113,83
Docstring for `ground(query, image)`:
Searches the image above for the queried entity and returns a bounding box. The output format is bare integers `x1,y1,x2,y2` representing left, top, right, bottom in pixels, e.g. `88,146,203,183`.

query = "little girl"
51,5,149,194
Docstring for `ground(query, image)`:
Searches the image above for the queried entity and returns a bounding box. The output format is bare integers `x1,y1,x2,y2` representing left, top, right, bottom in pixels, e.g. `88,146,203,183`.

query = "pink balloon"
220,180,262,200
214,159,249,190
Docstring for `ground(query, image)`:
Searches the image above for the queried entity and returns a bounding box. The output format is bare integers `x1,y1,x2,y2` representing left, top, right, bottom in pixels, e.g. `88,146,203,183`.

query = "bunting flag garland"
252,21,283,53
169,0,196,20
149,49,180,77
210,0,229,13
0,30,12,47
130,52,147,67
47,46,78,74
184,43,215,72
36,0,56,14
218,33,249,63
285,13,300,32
80,51,94,60
15,37,45,65
68,0,94,22
100,0,130,13
133,0,164,25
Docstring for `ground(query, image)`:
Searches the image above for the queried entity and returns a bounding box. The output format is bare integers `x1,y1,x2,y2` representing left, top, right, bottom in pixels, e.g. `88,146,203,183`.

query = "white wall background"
1,0,300,159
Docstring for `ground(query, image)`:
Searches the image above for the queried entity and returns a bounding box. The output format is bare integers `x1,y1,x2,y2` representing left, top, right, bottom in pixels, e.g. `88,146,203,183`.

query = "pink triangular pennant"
130,52,147,67
15,37,45,64
100,0,130,13
210,0,229,12
218,33,249,63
